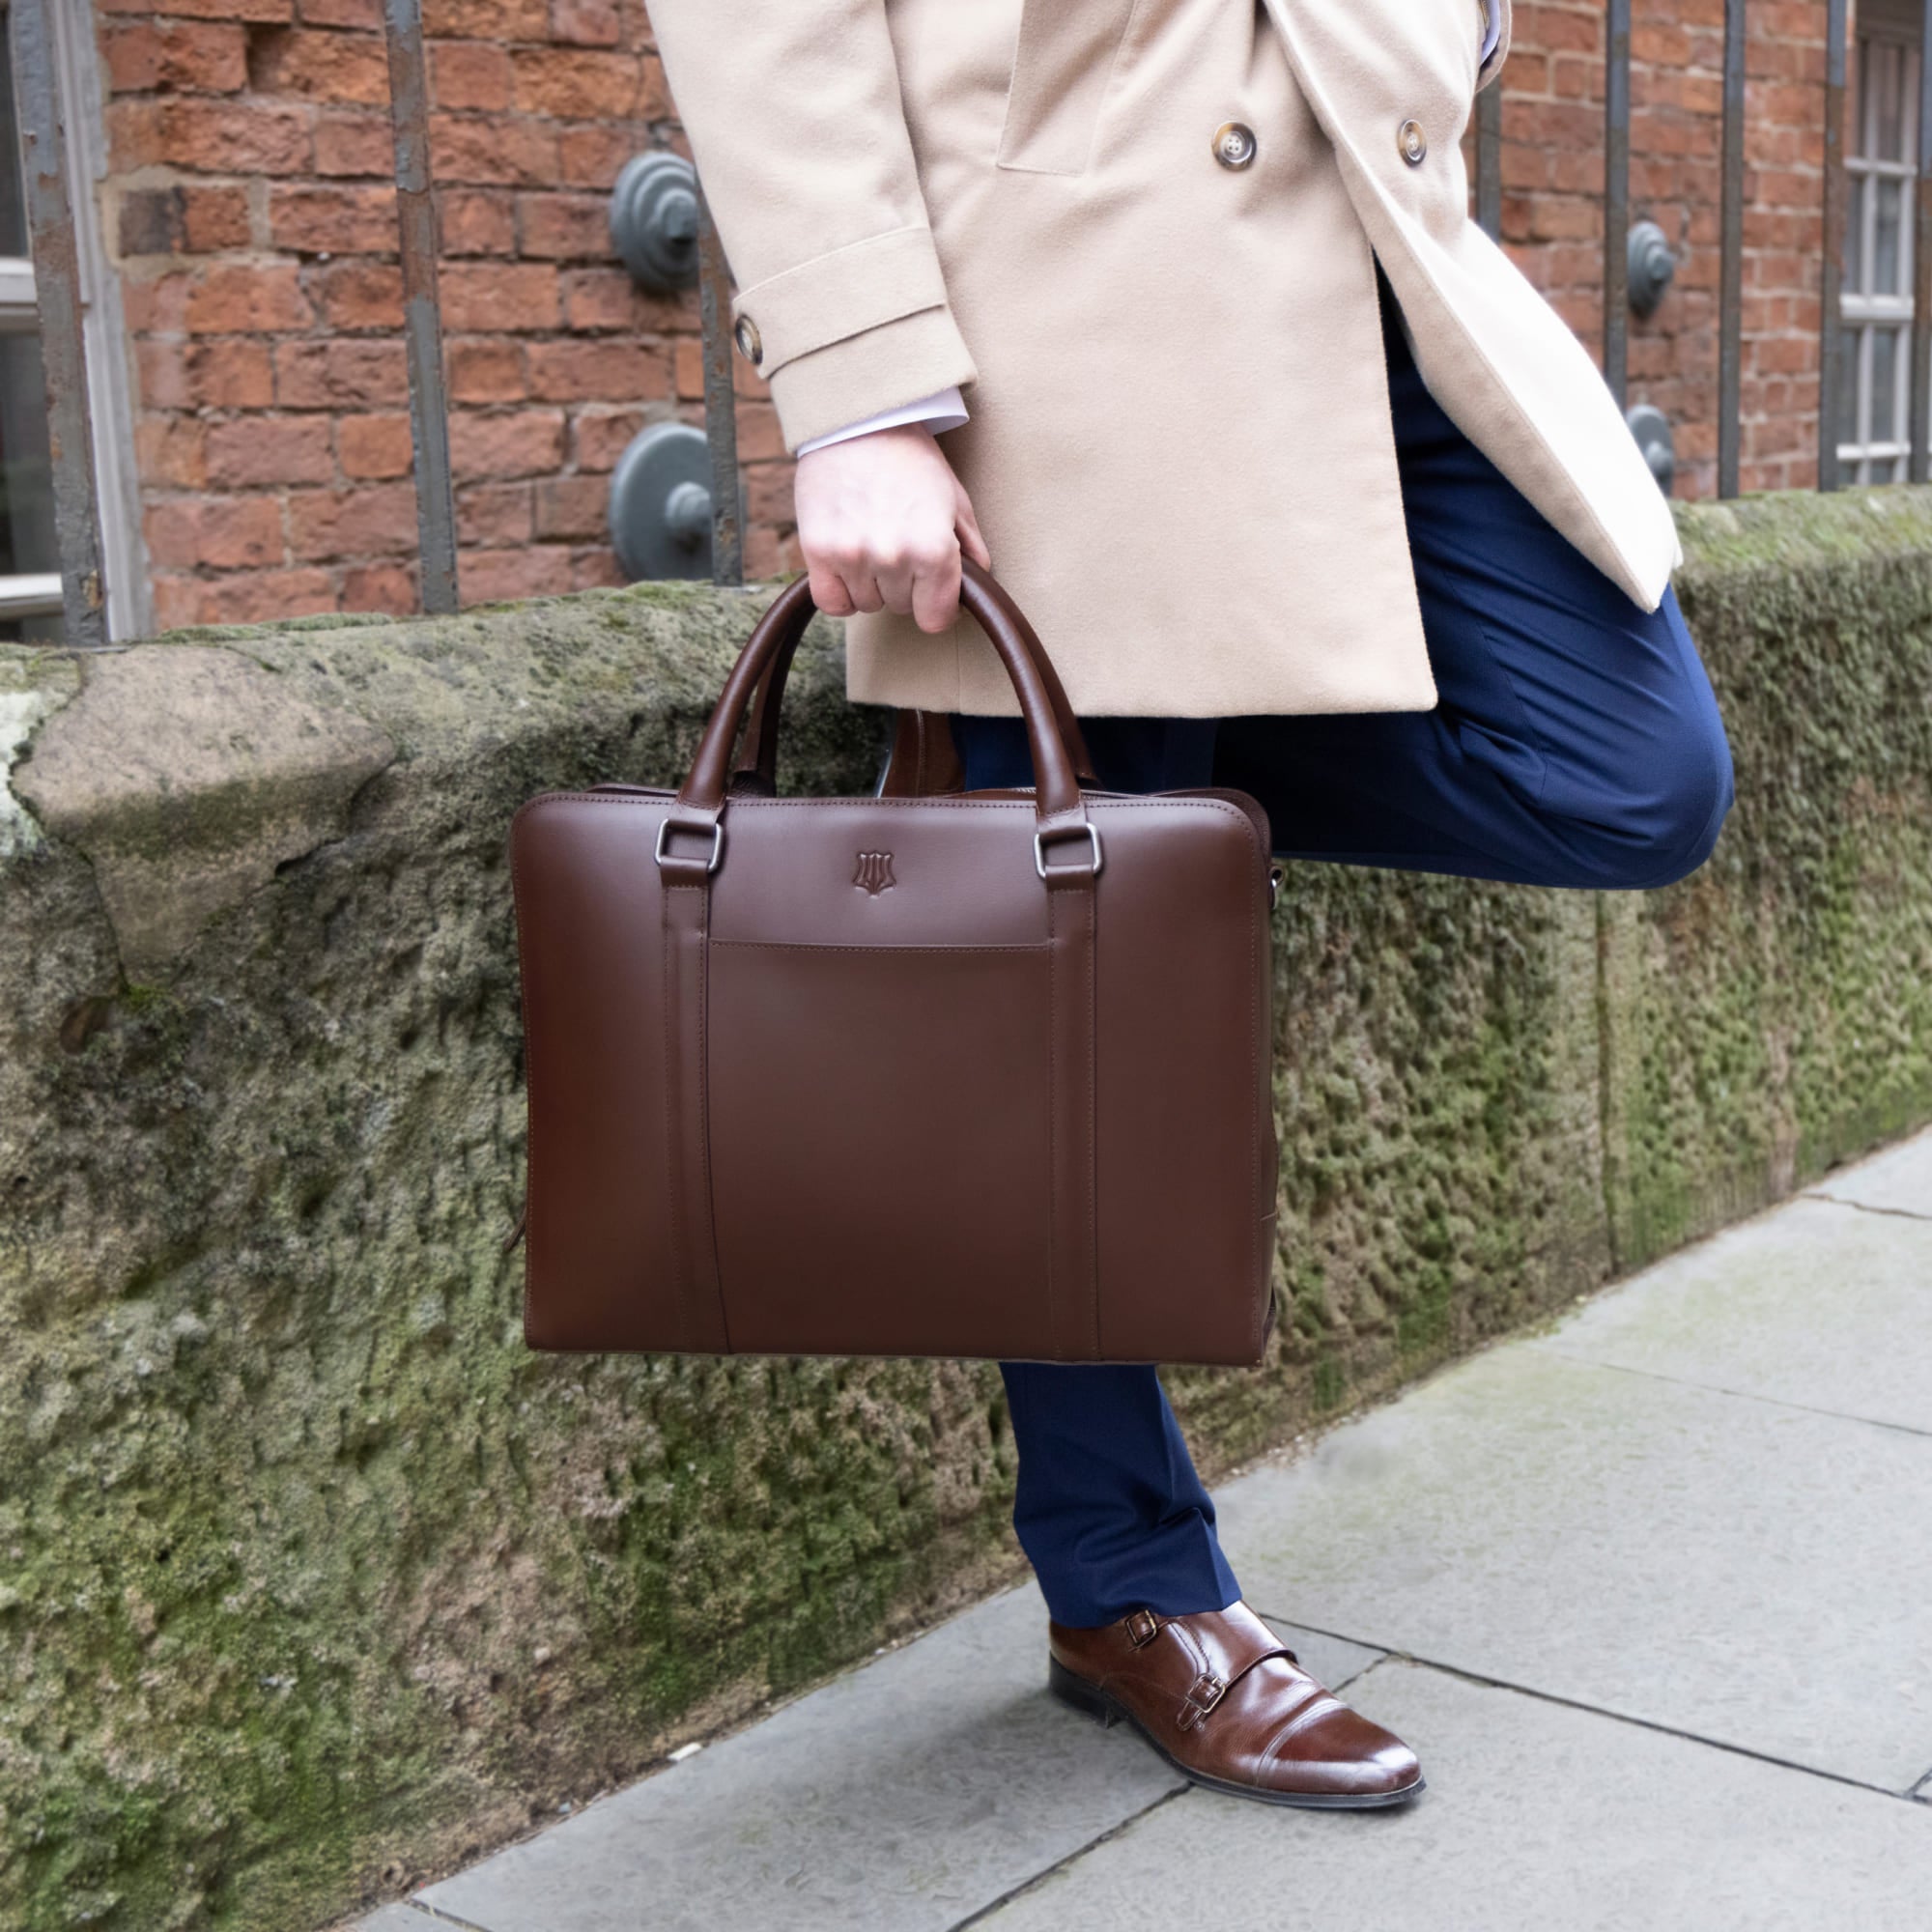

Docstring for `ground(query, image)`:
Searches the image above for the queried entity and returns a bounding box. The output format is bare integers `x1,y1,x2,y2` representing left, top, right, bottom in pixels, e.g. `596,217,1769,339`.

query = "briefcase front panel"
511,787,1275,1364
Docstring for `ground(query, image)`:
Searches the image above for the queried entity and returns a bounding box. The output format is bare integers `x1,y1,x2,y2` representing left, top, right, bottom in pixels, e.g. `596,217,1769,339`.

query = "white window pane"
0,21,26,258
1876,43,1907,161
0,329,58,640
1875,177,1906,294
1913,49,1925,171
1871,325,1902,441
1838,326,1864,452
1860,38,1875,157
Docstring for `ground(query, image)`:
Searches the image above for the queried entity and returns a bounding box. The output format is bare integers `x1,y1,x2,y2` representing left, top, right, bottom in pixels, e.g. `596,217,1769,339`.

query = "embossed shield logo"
853,850,895,895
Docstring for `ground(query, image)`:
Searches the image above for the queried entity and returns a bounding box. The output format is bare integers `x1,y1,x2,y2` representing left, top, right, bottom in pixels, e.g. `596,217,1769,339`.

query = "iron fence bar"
10,0,106,650
1475,74,1502,241
1719,0,1747,497
695,181,743,587
1603,0,1632,411
1913,3,1932,483
1818,0,1849,492
383,0,459,613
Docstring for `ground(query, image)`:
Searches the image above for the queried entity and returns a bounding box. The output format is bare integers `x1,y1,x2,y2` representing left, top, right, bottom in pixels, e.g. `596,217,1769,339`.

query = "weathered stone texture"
2,493,1929,1931
14,646,395,978
1605,491,1932,1265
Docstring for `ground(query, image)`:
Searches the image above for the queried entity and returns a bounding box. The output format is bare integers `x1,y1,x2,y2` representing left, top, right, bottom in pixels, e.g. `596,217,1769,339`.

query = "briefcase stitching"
507,830,541,1341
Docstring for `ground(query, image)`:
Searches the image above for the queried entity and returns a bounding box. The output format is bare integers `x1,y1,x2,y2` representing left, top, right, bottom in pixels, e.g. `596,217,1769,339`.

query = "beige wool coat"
647,0,1682,719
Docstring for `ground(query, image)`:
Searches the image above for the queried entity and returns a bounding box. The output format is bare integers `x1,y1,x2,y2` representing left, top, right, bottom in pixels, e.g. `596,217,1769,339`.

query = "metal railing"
4,1,1890,648
382,0,460,616
10,0,106,649
1466,0,1796,498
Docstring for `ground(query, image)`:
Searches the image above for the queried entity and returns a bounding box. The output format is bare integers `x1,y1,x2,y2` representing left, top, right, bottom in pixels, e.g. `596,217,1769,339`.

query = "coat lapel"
1257,0,1679,611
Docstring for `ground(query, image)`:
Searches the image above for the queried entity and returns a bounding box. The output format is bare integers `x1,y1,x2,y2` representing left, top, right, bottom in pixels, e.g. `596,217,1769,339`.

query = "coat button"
733,313,762,365
1212,121,1257,170
1398,119,1428,166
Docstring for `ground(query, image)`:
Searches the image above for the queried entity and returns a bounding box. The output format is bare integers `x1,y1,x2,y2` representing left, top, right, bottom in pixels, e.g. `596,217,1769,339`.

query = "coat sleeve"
648,1,980,454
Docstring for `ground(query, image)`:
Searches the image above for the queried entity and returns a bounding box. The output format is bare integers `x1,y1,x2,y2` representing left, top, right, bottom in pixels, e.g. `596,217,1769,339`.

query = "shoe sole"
1047,1656,1426,1811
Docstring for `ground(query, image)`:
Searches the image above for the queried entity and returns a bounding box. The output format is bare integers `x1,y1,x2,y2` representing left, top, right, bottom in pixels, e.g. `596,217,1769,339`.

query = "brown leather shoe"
1048,1601,1423,1808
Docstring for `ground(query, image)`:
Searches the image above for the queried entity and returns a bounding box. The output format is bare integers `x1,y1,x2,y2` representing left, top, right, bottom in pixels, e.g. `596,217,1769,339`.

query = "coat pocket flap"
996,0,1138,177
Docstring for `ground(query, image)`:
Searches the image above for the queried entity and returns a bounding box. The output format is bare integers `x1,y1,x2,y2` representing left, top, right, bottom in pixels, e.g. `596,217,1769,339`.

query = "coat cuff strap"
730,224,953,379
765,306,979,454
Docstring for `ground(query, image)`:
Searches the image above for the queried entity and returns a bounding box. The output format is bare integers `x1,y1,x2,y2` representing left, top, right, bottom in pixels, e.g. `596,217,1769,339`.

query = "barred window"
1839,20,1919,485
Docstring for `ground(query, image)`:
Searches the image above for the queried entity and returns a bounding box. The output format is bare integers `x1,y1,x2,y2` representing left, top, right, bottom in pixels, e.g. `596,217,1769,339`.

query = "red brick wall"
101,0,794,631
1480,0,1833,497
99,1,1843,631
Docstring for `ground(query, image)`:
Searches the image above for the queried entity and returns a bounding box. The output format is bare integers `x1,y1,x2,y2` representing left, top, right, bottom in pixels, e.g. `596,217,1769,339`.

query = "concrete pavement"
360,1129,1932,1932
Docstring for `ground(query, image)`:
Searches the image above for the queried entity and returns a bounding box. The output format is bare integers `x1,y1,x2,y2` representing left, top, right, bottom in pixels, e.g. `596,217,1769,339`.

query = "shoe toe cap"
1258,1706,1422,1800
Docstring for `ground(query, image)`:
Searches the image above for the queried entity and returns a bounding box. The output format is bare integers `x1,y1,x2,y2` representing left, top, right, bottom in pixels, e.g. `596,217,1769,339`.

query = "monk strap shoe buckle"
1124,1608,1161,1647
1177,1670,1228,1730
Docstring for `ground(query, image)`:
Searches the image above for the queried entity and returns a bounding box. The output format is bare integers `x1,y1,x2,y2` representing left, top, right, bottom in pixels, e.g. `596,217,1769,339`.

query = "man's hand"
794,423,992,634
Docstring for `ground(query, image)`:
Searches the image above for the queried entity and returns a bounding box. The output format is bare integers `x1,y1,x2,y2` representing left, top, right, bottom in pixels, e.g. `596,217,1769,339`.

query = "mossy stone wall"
2,489,1929,1930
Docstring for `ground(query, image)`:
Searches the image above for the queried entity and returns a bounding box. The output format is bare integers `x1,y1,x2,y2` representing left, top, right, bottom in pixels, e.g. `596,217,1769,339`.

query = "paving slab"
1539,1196,1932,1434
1258,1621,1385,1691
362,1132,1932,1929
1215,1348,1932,1789
384,1614,1379,1932
414,1582,1181,1932
1809,1127,1932,1219
975,1662,1932,1932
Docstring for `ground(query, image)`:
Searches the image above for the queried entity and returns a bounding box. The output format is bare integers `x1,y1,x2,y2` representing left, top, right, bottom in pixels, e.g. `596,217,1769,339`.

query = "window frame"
1839,23,1922,485
0,0,148,639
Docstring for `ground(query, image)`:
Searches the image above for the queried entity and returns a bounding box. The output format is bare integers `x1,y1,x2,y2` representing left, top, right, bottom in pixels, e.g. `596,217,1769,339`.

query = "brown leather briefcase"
509,559,1278,1363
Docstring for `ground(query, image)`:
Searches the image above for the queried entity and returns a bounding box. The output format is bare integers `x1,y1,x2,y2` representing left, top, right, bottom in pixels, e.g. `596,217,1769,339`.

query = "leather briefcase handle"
732,560,1099,798
671,557,1096,835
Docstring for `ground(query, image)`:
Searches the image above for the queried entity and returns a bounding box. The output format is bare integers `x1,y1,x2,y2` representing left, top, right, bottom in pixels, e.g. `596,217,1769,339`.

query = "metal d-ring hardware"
1035,824,1104,880
656,817,725,874
1178,1670,1229,1730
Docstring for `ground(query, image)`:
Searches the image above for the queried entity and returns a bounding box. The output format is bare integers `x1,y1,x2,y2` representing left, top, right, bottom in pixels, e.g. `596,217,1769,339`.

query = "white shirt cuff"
1480,0,1501,61
795,386,970,455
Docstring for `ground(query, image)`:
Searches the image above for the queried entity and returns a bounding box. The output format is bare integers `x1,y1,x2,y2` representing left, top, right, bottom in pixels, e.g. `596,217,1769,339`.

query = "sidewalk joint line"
1801,1192,1932,1226
1540,1349,1932,1440
945,1783,1191,1930
1246,1612,1384,1690
1264,1627,1918,1804
395,1903,497,1932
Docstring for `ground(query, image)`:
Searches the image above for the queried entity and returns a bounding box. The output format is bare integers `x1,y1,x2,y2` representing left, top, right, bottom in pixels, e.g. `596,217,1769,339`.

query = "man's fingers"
808,563,855,616
794,428,979,628
873,553,919,619
911,545,964,635
955,490,993,571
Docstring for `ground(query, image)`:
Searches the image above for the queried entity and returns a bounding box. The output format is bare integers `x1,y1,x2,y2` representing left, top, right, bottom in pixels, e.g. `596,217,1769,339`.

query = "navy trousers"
953,266,1734,1629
